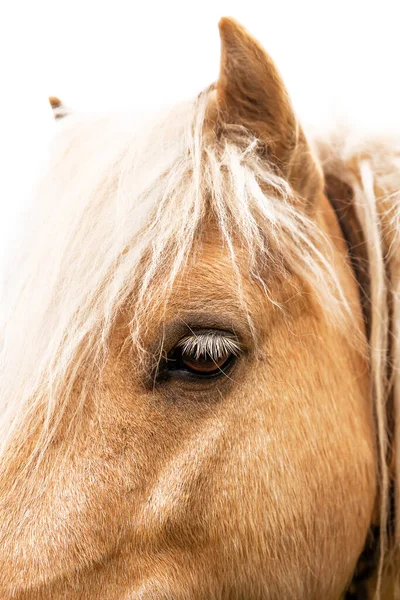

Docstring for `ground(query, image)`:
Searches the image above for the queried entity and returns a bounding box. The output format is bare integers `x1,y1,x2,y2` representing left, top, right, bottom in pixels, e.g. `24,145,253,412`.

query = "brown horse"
0,17,399,600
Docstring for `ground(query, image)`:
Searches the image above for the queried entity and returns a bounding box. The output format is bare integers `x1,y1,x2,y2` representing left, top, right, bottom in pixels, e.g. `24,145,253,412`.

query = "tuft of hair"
48,96,70,119
0,90,355,477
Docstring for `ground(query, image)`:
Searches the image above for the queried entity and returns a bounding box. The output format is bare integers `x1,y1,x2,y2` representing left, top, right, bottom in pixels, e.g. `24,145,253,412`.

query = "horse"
0,16,399,599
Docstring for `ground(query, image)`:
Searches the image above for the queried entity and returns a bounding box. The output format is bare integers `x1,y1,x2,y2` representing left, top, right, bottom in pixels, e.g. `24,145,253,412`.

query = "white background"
1,0,400,276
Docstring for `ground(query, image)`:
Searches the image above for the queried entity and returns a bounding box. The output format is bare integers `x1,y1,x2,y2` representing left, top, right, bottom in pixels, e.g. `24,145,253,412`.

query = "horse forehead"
172,238,261,310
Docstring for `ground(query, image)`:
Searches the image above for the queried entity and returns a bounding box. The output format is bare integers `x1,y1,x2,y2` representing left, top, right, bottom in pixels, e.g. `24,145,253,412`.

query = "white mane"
0,89,350,462
317,129,400,587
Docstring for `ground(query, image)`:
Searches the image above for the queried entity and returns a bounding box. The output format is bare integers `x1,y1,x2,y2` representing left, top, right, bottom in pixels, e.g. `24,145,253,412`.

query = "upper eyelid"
152,312,253,360
175,332,242,360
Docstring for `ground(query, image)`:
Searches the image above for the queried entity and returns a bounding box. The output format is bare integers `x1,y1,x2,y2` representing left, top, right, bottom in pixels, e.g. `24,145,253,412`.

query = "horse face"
86,236,375,599
0,18,379,600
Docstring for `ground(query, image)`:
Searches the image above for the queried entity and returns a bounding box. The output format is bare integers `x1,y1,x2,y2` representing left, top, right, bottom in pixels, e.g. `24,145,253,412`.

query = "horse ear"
48,96,70,120
216,18,320,196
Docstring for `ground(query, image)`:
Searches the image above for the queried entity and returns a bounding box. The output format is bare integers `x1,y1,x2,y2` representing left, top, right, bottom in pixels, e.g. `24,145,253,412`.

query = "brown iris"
180,350,232,375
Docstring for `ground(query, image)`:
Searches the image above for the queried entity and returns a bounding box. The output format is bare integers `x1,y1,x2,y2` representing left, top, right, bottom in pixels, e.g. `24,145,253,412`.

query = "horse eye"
166,344,236,378
180,349,233,375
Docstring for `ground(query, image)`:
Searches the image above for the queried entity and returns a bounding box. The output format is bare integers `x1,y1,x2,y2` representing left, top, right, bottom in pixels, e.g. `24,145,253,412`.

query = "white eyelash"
176,332,241,361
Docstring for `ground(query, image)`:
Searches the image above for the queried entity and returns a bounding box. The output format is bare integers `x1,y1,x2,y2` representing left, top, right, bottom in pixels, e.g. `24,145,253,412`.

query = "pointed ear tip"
48,96,62,109
218,16,234,30
218,16,241,37
218,17,250,48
